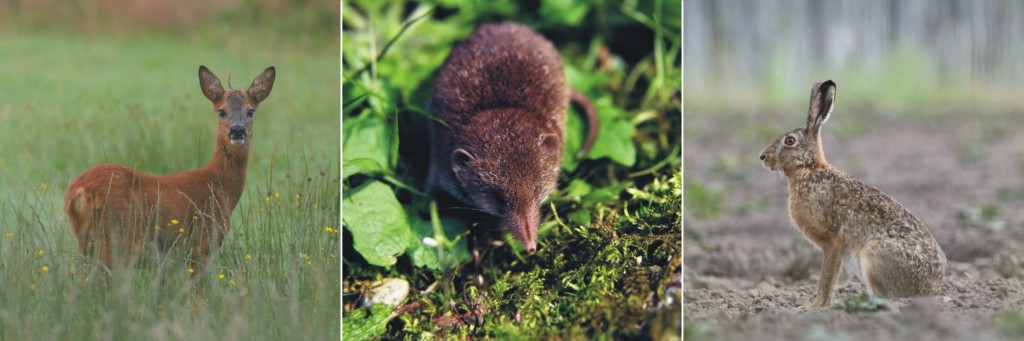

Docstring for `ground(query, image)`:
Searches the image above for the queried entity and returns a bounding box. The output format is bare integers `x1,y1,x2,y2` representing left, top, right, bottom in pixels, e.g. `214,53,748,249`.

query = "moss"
353,172,681,339
382,172,683,339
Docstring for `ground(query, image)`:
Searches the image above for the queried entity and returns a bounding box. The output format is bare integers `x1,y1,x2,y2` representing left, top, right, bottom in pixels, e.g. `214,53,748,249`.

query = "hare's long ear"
805,80,837,136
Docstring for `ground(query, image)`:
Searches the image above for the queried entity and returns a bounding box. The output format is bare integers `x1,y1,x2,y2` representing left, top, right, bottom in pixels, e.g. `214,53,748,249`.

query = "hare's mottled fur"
759,80,946,307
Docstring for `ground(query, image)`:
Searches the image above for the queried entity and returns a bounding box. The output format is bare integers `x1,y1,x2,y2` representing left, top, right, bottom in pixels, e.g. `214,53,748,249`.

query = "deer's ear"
248,66,276,104
199,65,224,102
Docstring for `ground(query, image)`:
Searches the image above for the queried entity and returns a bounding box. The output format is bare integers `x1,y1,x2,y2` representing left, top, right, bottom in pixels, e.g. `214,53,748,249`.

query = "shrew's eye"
488,189,506,206
784,136,796,145
218,109,227,118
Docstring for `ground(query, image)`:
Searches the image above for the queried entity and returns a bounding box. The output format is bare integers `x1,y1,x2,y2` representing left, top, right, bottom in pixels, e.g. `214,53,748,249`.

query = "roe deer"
64,65,275,287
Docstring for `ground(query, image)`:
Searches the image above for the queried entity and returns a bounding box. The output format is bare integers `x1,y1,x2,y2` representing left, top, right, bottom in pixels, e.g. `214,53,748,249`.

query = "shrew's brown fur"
759,80,946,307
65,65,274,286
426,22,598,253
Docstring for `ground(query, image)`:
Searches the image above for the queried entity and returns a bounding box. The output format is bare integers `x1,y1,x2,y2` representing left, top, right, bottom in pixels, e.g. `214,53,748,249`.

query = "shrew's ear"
451,148,475,185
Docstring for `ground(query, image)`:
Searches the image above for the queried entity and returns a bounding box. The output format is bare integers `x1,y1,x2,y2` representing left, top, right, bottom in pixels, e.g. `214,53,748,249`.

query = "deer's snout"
229,125,247,143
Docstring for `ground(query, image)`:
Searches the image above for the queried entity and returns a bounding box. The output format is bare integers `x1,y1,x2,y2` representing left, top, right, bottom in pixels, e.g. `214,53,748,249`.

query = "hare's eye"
784,136,796,145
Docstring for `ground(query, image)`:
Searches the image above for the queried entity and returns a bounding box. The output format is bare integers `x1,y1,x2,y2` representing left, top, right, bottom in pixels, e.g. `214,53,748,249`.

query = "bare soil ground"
685,110,1024,340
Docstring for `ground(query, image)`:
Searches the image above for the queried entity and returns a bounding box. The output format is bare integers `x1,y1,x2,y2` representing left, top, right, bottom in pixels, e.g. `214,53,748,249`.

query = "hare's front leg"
809,247,843,307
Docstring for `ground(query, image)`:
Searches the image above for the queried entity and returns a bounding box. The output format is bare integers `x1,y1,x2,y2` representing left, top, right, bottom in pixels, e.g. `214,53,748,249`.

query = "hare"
759,80,946,307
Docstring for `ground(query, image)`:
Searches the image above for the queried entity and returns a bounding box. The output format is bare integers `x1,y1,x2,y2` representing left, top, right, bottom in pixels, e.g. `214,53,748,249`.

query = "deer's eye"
247,109,255,118
784,136,796,145
218,109,227,118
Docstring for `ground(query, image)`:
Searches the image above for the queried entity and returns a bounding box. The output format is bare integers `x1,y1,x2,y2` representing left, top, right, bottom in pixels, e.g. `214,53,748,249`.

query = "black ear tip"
199,65,209,72
822,80,836,88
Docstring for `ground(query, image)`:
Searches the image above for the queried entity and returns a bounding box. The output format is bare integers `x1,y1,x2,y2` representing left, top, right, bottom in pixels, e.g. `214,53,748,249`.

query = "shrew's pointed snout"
503,206,540,254
759,153,766,161
229,125,247,144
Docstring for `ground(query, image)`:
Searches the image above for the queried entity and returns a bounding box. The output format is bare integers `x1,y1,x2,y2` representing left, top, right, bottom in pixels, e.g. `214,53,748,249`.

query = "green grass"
0,27,339,340
342,0,681,338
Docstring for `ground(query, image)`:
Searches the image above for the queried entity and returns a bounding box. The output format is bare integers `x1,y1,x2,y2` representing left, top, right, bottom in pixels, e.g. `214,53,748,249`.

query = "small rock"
364,278,410,307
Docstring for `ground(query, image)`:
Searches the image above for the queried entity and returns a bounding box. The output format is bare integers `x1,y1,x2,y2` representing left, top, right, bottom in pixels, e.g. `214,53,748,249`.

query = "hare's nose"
759,154,766,161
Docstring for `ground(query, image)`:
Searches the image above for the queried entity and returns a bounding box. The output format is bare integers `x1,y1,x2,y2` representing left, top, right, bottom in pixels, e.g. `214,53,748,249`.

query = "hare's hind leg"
843,251,874,296
860,239,934,298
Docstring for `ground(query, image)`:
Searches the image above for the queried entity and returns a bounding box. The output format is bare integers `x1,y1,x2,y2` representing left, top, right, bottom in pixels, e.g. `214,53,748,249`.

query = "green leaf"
584,181,632,206
406,213,471,270
567,209,591,227
565,179,592,199
843,293,890,313
562,66,609,171
343,180,412,267
342,157,385,180
342,304,393,339
563,103,587,171
540,0,590,26
586,97,637,167
565,65,606,95
343,115,391,167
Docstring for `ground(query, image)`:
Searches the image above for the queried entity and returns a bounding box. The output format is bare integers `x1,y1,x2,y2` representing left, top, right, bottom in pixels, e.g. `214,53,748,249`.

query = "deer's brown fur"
65,65,275,285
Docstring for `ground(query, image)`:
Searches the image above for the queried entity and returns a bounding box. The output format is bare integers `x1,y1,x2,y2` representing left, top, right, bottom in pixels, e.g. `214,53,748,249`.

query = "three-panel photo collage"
3,1,1024,340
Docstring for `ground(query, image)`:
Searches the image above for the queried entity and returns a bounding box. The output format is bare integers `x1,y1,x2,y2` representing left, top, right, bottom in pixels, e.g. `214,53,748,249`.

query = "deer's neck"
205,139,250,209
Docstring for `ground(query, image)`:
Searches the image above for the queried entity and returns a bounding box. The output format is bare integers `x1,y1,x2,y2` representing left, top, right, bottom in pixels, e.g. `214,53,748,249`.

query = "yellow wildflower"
188,268,194,274
40,266,49,273
179,228,185,233
245,254,252,261
171,219,179,225
274,192,280,199
218,274,225,280
39,183,48,190
230,280,237,286
306,260,312,267
325,227,335,233
5,232,12,238
36,249,43,256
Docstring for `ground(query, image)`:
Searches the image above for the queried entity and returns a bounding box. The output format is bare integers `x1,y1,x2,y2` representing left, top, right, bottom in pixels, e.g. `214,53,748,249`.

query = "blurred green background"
0,1,340,340
686,0,1024,112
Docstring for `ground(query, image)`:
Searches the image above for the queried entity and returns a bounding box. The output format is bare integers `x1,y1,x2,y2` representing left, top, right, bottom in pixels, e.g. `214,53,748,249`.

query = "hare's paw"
798,297,831,309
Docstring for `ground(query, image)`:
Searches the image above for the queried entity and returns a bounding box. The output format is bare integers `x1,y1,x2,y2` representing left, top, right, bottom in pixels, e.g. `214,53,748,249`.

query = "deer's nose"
229,125,247,139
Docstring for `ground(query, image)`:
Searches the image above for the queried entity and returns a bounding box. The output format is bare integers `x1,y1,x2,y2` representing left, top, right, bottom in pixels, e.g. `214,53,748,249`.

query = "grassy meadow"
0,2,340,340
